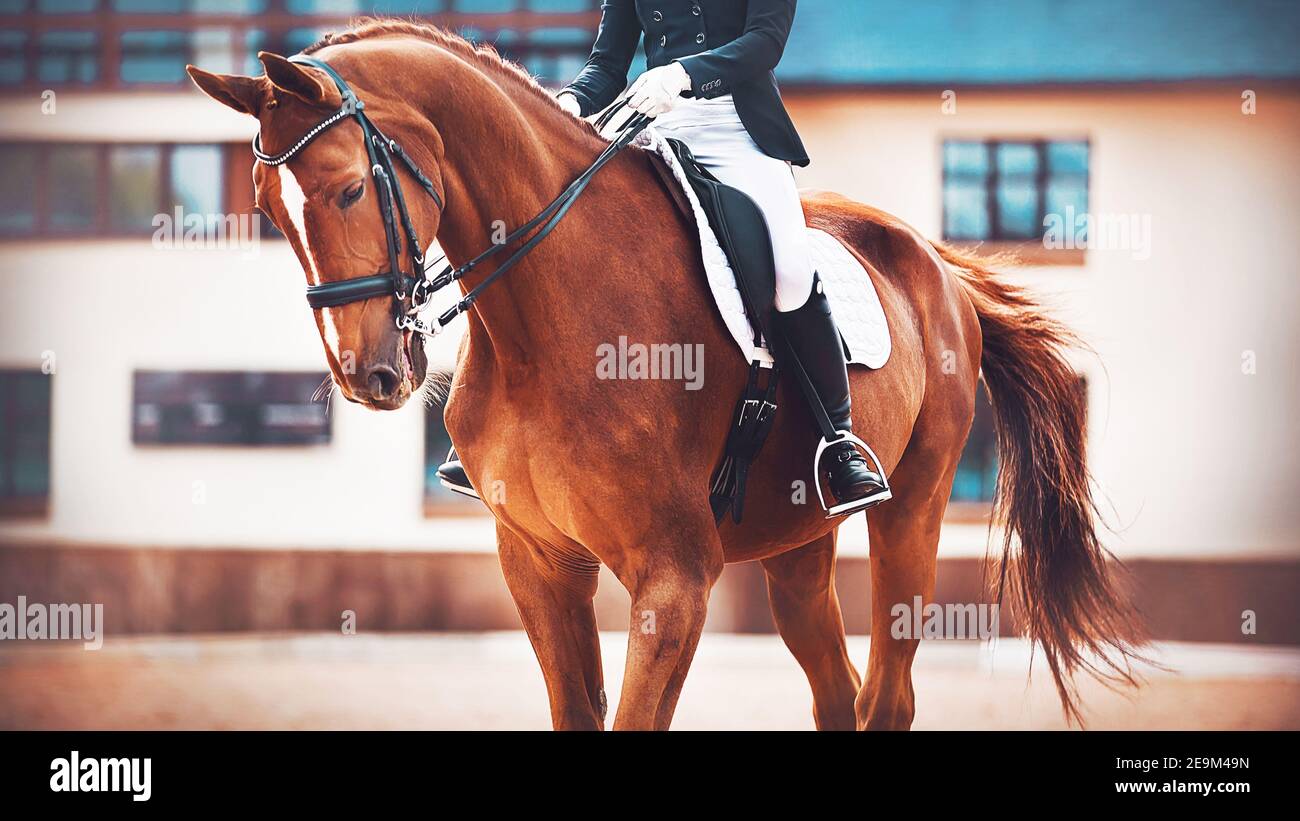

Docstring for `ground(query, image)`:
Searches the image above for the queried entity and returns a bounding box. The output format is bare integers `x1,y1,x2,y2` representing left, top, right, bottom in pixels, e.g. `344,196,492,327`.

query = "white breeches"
652,95,814,311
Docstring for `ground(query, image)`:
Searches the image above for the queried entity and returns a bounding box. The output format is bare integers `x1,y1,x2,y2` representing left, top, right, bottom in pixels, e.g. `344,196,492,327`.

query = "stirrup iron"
813,431,892,518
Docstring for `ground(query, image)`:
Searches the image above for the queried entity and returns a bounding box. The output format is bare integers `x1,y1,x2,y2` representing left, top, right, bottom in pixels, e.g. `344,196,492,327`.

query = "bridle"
252,54,650,338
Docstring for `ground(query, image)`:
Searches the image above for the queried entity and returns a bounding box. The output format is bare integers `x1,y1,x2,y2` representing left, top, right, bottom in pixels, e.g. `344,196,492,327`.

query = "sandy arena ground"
2,632,1297,730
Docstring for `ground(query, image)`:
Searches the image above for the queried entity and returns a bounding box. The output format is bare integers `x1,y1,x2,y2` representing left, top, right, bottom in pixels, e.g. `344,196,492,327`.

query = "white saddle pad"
636,127,891,369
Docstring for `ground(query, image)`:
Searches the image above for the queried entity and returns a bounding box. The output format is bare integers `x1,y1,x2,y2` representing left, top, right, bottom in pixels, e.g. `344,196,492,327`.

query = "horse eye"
338,181,364,208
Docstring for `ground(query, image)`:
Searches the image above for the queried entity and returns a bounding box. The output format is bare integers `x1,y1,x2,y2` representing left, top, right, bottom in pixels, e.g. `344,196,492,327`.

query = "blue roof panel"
779,0,1300,85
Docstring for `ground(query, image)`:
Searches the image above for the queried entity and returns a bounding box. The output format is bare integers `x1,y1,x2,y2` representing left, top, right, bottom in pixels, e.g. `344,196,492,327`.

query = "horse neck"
414,51,617,364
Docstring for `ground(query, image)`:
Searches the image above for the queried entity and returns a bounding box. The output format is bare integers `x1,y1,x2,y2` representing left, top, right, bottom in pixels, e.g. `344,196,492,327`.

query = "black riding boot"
775,273,890,512
436,447,479,499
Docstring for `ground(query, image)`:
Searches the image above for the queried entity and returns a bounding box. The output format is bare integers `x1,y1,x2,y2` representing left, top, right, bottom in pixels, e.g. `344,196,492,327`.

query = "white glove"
556,91,582,118
626,62,692,117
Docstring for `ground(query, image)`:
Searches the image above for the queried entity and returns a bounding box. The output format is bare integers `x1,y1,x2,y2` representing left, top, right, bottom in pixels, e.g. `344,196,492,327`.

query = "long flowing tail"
934,242,1146,724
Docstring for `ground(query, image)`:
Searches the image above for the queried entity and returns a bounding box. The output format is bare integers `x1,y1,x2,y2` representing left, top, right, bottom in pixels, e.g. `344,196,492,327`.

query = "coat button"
652,10,662,21
691,4,700,14
659,34,667,47
695,33,705,44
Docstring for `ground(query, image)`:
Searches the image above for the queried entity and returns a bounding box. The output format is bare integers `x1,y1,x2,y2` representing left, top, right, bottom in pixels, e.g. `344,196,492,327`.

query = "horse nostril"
365,364,401,399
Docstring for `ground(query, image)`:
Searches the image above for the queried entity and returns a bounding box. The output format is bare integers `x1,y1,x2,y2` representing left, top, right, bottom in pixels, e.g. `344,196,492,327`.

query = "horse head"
187,49,443,411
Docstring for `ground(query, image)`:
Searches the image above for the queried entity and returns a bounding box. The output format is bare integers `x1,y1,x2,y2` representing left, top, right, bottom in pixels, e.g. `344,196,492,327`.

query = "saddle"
650,139,781,525
657,139,777,349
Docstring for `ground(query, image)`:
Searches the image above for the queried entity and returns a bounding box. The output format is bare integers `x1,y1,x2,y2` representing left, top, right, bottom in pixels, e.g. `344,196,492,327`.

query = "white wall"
0,238,488,551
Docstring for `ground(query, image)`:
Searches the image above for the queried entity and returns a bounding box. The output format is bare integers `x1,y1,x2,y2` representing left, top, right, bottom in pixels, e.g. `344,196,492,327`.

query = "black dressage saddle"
662,137,777,346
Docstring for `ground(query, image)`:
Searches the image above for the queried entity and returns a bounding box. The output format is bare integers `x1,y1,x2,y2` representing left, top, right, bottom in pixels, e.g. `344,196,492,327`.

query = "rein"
253,55,650,338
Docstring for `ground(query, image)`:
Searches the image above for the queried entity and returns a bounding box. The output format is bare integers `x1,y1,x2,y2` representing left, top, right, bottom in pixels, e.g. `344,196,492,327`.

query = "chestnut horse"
188,21,1141,730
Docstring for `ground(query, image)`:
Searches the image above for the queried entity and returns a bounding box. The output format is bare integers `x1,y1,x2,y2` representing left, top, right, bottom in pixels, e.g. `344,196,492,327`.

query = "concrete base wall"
2,542,1294,644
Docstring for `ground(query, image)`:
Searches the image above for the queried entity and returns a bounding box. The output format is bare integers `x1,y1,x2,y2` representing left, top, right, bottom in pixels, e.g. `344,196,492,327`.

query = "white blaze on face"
277,165,343,361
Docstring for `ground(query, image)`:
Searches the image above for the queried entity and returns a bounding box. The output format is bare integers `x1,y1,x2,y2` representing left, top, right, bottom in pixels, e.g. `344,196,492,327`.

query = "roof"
778,0,1300,85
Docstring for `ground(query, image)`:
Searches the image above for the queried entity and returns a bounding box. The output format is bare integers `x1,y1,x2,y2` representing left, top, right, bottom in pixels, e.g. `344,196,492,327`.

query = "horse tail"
934,241,1146,724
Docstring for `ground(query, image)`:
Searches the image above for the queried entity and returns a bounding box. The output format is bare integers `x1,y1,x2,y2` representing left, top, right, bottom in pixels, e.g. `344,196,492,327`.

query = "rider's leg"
774,275,889,507
671,110,888,509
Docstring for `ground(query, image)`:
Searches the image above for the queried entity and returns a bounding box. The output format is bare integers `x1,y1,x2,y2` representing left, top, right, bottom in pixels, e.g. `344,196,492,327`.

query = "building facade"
1,1,1297,642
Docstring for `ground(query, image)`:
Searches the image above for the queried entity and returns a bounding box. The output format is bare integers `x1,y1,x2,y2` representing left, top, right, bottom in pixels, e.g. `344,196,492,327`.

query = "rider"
438,0,889,512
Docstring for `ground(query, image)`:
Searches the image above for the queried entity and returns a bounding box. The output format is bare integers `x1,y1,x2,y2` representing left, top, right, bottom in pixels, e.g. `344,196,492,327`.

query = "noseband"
252,54,649,338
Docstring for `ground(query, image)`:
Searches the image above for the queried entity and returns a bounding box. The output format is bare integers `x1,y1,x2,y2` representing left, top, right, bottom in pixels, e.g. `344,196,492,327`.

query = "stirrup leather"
813,431,893,517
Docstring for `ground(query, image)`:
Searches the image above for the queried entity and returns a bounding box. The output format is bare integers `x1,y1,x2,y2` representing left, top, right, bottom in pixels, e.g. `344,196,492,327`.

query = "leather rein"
252,54,651,338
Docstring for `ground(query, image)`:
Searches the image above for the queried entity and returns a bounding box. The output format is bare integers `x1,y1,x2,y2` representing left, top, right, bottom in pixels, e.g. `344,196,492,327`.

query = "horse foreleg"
607,520,723,730
496,524,606,730
762,531,861,730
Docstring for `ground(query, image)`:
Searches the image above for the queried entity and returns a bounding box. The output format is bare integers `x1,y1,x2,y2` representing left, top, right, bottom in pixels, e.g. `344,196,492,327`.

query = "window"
38,0,98,11
0,31,26,85
942,139,1090,245
108,144,163,233
119,30,188,83
113,1,268,12
424,378,481,512
132,371,331,446
949,377,1087,514
170,143,225,229
0,144,38,235
0,370,53,518
49,145,98,233
517,26,590,85
0,2,601,88
951,384,997,505
0,141,255,239
37,30,99,84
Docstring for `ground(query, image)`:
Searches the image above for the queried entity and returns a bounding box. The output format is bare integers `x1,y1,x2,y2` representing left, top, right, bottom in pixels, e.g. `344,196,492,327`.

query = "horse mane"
303,18,603,140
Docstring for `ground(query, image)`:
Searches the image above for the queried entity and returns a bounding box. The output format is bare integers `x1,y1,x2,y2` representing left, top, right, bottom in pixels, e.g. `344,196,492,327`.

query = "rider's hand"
556,91,582,118
626,62,691,117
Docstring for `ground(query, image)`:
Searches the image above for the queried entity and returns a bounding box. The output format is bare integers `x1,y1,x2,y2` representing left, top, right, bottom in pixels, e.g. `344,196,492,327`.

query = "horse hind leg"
762,531,861,730
855,410,970,729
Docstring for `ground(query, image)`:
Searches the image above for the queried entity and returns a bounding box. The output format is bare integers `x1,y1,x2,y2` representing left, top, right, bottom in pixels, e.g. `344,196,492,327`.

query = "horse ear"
258,51,338,108
186,66,263,116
